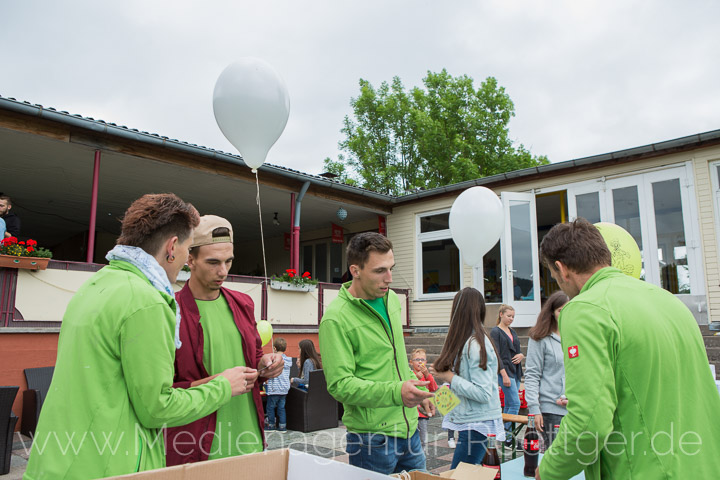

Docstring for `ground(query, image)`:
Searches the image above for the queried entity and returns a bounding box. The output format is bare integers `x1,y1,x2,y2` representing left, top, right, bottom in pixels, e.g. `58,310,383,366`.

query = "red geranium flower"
27,239,38,247
19,241,25,245
285,269,297,277
302,271,311,279
26,246,34,253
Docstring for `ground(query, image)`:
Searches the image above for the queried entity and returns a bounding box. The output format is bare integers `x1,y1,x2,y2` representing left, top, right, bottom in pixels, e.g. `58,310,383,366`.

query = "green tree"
325,70,549,195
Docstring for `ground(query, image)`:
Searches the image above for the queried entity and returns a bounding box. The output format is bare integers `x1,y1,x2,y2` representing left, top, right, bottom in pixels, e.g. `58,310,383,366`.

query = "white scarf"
106,245,182,349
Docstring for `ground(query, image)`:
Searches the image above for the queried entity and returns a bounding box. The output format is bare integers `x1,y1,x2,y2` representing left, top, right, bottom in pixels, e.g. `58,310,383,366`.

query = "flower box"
269,280,316,292
176,270,191,282
0,254,50,270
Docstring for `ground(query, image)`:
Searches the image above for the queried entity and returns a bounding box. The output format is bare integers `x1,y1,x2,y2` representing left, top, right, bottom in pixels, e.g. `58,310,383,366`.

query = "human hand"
429,366,453,385
219,366,259,396
535,467,541,480
414,370,424,380
419,398,436,417
502,375,511,387
511,353,524,364
400,380,434,408
535,413,544,432
258,353,284,378
419,362,429,376
556,395,568,407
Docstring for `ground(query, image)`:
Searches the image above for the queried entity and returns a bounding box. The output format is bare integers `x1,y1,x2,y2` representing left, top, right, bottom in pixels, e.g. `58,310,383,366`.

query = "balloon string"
255,171,269,300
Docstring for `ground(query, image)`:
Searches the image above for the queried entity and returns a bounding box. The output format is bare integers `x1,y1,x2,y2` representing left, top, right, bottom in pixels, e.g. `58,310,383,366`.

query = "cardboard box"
106,448,396,480
438,462,498,480
391,471,445,480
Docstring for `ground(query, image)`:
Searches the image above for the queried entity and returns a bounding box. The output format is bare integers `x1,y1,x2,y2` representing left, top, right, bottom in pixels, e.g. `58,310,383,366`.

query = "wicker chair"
0,386,19,475
21,366,54,437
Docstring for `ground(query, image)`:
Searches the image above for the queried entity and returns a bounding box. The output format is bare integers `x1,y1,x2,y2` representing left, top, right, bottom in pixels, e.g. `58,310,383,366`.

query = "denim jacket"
446,336,503,424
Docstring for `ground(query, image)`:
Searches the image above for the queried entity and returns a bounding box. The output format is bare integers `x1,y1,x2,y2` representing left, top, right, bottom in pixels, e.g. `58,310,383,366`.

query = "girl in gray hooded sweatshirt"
524,291,569,451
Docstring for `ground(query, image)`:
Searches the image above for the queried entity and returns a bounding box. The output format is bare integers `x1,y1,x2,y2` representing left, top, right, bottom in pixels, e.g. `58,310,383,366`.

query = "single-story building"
2,94,719,425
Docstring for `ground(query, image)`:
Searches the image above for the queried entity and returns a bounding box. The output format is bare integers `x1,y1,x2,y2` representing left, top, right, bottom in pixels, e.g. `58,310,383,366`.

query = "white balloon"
449,186,504,267
213,58,290,172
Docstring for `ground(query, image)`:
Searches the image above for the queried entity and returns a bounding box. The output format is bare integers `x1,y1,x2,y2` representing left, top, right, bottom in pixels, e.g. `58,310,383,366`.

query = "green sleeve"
319,317,403,408
539,301,618,479
120,303,231,429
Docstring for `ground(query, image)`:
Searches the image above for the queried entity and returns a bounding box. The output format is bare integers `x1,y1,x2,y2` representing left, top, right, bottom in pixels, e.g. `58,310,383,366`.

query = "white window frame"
561,163,703,295
415,209,463,300
500,191,541,327
710,161,720,264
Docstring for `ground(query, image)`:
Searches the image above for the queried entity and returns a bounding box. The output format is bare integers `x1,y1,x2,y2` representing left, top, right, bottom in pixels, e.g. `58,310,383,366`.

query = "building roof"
2,93,720,207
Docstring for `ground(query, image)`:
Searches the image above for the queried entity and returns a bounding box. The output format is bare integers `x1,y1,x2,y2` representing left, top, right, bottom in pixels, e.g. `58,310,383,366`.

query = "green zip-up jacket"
319,282,418,438
24,261,231,480
539,267,720,479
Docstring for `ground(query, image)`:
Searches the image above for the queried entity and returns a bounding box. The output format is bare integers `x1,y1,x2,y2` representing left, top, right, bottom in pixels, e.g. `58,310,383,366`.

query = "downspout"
289,193,296,270
292,181,311,273
86,150,101,263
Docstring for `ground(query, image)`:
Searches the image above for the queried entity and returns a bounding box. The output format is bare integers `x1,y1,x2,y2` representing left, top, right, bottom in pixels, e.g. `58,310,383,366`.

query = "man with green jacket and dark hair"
319,232,435,475
536,218,720,480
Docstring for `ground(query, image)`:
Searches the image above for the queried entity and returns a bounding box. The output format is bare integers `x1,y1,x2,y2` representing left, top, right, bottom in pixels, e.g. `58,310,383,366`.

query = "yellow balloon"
256,320,273,346
594,222,642,279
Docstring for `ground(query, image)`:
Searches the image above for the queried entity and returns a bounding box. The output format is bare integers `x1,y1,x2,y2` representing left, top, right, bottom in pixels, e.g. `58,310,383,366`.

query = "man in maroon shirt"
166,215,284,464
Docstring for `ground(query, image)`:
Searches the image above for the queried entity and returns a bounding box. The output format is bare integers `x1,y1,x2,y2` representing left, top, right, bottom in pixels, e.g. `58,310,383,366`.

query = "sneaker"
278,424,287,433
447,438,456,448
265,424,276,431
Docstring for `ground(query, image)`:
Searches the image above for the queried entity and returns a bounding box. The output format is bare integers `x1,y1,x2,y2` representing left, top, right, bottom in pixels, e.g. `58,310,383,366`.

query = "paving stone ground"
8,413,524,478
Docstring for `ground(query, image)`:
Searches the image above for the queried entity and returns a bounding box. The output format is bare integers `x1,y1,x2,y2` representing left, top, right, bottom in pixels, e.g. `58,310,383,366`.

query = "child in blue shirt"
265,337,293,432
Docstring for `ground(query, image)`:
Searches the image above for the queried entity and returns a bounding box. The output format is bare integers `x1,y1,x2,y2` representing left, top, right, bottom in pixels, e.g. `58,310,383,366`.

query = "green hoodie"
24,261,231,479
319,282,417,438
539,267,720,479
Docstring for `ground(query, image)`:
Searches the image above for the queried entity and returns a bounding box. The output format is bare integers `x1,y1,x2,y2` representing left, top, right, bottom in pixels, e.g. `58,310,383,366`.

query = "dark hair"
539,218,611,274
529,291,569,341
298,339,322,376
346,232,393,268
0,194,11,205
273,337,287,352
434,288,499,373
117,194,200,255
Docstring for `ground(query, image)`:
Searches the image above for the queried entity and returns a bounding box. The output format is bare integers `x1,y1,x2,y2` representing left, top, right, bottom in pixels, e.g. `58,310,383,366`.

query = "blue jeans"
346,431,426,474
498,374,520,433
266,394,286,427
450,430,488,469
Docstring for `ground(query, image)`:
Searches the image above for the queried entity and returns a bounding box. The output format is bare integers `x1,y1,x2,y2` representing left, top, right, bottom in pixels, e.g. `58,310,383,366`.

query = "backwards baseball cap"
190,215,233,248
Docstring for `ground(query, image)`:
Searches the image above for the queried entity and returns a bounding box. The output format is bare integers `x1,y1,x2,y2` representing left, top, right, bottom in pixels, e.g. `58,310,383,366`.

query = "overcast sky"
2,0,719,175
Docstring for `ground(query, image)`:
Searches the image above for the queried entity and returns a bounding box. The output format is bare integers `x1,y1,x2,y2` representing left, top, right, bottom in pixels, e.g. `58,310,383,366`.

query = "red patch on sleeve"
568,345,579,358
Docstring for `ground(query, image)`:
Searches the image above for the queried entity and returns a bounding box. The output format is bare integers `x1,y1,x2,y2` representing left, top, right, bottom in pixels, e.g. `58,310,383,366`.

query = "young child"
265,338,293,433
410,348,438,451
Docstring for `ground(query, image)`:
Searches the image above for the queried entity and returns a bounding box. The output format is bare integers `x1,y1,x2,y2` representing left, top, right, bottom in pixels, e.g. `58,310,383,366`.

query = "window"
709,161,720,278
416,210,462,299
301,240,345,283
565,164,702,295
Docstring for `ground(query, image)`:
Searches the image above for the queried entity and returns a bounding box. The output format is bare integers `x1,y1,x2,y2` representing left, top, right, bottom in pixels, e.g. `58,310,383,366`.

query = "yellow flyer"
432,385,460,415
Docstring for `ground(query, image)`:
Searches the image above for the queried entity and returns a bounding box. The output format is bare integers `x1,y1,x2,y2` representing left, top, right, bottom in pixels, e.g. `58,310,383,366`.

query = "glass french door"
500,192,540,327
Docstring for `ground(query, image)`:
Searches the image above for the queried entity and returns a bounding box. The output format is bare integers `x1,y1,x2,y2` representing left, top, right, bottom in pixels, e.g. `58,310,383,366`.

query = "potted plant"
270,269,318,292
0,237,53,270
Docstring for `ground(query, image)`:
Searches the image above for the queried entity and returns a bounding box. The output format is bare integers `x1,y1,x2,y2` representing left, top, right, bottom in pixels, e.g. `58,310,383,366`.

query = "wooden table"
501,413,528,461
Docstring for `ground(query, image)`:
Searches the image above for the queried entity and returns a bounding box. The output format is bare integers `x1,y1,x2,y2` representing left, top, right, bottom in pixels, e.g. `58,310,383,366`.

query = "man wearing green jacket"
319,232,435,475
23,194,251,480
536,218,720,479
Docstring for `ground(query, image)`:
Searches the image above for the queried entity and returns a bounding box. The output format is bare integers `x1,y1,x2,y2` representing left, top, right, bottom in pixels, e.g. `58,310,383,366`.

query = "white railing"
3,261,409,328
